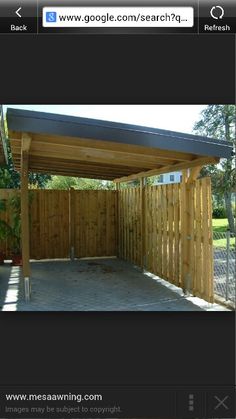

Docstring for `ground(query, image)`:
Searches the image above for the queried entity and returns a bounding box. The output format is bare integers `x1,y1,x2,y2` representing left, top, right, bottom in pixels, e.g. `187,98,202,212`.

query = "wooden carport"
4,108,233,302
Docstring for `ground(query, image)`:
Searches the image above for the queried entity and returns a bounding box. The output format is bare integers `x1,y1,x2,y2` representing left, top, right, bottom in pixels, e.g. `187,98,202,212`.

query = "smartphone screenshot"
0,1,235,418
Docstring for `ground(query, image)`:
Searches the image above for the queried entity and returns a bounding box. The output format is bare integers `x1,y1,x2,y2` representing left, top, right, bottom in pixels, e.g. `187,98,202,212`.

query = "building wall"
155,171,182,185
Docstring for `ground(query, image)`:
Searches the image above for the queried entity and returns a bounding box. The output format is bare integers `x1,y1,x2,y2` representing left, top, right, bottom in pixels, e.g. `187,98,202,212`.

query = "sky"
3,104,207,135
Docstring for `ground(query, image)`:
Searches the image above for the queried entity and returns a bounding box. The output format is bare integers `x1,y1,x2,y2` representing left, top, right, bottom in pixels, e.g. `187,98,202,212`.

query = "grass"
212,218,229,233
212,218,235,248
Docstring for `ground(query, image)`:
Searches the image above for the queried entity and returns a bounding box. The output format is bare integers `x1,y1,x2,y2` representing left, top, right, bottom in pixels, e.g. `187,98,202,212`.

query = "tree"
193,105,235,232
0,141,51,189
45,176,115,190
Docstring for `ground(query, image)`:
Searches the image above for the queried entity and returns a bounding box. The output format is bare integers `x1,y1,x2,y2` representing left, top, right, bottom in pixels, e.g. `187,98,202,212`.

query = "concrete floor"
0,258,228,311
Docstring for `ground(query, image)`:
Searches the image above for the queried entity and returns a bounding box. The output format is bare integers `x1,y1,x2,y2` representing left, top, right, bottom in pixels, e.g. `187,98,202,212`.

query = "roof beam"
28,165,130,177
30,167,115,180
9,131,197,162
114,156,220,183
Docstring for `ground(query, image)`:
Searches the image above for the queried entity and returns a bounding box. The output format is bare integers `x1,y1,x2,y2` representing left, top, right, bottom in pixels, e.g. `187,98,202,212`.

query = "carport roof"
6,108,233,181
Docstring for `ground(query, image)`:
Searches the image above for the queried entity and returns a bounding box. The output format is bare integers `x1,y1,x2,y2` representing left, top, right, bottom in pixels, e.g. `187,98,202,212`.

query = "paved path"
0,258,227,311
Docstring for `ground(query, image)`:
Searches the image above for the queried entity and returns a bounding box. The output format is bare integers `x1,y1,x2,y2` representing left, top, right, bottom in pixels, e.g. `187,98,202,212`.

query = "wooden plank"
174,184,180,285
207,177,214,302
123,189,127,260
168,184,174,283
201,177,214,302
180,171,188,289
152,186,158,275
195,179,202,295
157,186,162,277
202,178,209,300
189,181,195,293
121,189,124,259
162,186,168,279
28,143,165,169
150,186,154,273
69,188,75,260
130,187,134,263
114,157,219,183
126,188,130,261
10,131,197,161
140,178,147,270
135,186,139,265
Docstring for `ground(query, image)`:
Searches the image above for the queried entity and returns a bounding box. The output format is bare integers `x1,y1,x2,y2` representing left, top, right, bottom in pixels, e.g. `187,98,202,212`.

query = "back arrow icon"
15,7,22,18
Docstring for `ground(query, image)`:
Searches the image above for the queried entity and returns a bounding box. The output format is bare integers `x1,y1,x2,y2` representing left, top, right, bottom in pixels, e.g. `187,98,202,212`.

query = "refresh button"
210,6,225,19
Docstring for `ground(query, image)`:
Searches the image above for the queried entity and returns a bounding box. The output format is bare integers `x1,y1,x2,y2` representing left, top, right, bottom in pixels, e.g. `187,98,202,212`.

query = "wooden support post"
115,182,120,257
69,187,75,260
140,177,147,271
188,166,202,183
21,133,31,301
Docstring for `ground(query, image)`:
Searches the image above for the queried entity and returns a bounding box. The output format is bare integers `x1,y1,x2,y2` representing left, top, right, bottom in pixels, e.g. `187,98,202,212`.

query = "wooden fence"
0,189,117,260
0,179,213,302
118,178,213,302
72,189,117,258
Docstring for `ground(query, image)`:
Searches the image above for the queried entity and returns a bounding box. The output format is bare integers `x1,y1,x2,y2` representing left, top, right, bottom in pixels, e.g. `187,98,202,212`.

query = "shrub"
212,206,227,218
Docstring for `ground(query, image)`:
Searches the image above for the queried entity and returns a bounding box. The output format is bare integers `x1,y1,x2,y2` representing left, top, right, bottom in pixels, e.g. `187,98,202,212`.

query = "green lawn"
212,218,229,232
212,218,235,248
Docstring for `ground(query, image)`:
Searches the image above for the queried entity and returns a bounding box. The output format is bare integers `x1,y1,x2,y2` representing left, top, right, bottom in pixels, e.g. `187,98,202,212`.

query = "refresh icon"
210,5,225,19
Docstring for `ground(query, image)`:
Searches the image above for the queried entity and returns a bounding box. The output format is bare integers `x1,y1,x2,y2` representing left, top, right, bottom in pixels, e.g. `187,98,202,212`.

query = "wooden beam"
21,140,31,300
114,156,219,183
25,167,116,180
10,131,197,162
187,166,202,183
21,133,31,152
28,155,141,173
28,164,131,177
26,143,165,169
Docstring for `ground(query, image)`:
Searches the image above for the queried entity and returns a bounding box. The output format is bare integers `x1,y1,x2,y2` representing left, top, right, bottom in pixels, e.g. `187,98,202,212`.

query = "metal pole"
226,229,230,301
24,277,31,302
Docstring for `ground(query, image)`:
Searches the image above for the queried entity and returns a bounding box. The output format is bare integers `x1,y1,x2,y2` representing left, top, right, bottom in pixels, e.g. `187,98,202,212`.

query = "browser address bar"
42,7,194,28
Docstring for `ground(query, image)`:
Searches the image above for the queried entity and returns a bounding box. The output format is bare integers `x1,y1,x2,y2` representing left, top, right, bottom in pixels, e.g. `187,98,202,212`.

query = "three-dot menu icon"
188,394,194,412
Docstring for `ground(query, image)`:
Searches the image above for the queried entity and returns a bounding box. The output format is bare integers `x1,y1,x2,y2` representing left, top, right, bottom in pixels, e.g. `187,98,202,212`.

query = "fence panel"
30,190,70,259
74,190,117,258
118,178,214,302
213,231,235,305
118,187,141,266
0,189,117,260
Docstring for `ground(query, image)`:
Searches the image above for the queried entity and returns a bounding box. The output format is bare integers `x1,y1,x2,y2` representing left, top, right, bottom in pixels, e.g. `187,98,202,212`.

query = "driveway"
0,258,228,311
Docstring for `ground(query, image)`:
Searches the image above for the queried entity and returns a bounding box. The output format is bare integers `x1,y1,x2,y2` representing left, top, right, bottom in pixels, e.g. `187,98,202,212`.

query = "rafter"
114,157,219,183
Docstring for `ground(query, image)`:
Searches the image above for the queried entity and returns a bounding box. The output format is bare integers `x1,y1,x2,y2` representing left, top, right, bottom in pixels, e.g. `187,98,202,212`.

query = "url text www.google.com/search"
42,7,194,28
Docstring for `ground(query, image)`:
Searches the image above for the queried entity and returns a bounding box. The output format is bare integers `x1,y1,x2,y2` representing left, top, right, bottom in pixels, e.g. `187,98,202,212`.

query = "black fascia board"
6,108,233,159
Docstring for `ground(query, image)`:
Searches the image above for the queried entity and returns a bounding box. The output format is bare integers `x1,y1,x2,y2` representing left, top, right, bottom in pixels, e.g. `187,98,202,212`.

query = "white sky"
4,105,207,134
